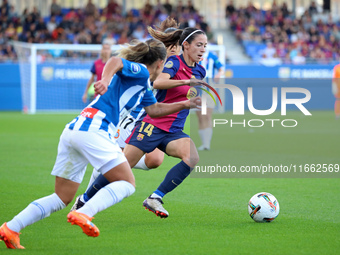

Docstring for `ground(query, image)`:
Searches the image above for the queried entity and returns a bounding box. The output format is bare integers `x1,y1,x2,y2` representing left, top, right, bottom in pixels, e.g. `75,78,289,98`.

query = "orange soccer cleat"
0,223,25,249
67,211,100,237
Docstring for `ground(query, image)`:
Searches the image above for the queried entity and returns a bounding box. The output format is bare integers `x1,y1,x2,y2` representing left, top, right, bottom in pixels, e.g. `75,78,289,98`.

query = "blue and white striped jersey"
66,58,157,137
128,82,157,121
200,51,223,78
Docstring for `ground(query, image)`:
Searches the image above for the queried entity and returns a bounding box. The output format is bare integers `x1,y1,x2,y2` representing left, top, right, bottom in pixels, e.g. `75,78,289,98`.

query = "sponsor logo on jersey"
137,133,144,141
80,107,99,118
165,61,173,68
114,129,120,139
131,63,141,74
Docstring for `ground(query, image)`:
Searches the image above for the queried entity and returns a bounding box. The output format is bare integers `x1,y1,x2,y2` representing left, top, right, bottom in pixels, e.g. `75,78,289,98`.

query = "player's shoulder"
195,62,206,78
164,55,180,69
121,58,149,78
94,58,102,65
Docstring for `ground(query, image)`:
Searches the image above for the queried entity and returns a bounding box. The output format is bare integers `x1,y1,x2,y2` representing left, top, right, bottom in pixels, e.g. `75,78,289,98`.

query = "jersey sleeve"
140,82,157,107
119,58,149,80
90,62,96,74
212,53,223,70
162,56,180,78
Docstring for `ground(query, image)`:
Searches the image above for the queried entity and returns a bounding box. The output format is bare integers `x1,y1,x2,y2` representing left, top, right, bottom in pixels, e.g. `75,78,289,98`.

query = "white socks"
133,154,150,170
7,193,66,233
198,128,213,149
77,180,135,217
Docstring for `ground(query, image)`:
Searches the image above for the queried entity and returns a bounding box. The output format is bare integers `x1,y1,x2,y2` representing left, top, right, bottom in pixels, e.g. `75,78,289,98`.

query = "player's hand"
94,80,109,95
189,78,209,87
82,93,87,103
187,96,201,109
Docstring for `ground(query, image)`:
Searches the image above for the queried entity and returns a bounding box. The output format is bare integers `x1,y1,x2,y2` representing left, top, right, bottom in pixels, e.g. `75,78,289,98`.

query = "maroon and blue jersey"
91,59,106,81
142,54,206,133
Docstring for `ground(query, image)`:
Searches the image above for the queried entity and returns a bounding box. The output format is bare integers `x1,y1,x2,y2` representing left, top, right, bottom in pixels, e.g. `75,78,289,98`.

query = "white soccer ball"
248,192,280,222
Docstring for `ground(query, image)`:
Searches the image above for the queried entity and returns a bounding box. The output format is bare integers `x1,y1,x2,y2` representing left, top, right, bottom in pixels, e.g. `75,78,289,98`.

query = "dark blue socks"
84,174,110,202
154,161,192,197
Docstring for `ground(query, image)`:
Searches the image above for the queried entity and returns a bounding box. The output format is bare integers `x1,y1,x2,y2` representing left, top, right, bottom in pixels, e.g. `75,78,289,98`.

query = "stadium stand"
0,0,213,62
227,0,340,64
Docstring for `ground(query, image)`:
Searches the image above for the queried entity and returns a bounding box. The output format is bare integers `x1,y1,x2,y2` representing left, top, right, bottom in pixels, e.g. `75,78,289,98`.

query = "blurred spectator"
187,0,196,13
308,1,318,15
0,0,212,62
132,25,146,40
259,53,282,66
84,0,97,17
262,42,276,58
163,0,172,14
117,31,129,44
47,16,58,33
102,32,116,45
0,0,10,16
50,0,62,17
225,0,235,18
228,1,340,64
106,0,120,16
292,52,306,64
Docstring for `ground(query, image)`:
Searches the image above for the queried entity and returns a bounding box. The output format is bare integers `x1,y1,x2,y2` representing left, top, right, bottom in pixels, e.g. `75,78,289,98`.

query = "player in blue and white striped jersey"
196,50,224,150
0,39,202,248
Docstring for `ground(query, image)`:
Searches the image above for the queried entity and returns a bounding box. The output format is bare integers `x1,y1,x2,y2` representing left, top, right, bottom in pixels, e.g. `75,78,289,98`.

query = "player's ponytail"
147,26,183,49
117,39,167,65
154,17,180,33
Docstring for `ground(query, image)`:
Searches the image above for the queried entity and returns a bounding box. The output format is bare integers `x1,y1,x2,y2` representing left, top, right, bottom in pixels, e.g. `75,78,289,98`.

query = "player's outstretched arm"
94,57,124,95
153,73,191,89
144,97,201,118
153,73,209,90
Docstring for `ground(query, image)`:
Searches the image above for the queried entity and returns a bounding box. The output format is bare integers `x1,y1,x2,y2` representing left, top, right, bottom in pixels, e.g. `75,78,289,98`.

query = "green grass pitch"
0,111,339,254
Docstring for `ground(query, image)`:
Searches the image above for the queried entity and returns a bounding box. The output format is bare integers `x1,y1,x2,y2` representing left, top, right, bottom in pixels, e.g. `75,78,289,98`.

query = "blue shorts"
126,121,189,153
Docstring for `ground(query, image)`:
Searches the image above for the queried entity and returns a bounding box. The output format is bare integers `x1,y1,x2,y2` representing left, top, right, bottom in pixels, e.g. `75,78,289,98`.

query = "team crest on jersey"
137,133,144,141
165,61,173,68
114,129,120,139
131,63,141,74
187,87,197,99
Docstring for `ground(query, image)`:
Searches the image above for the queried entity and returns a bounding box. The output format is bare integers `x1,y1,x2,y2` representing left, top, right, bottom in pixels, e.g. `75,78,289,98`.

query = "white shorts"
51,128,127,183
115,115,138,148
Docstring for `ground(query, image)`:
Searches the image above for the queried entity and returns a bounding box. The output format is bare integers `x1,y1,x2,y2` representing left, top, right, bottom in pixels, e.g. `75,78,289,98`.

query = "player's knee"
183,153,199,168
145,155,163,169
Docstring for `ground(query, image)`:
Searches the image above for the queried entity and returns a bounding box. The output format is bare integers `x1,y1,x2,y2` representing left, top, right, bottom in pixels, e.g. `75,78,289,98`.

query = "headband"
181,30,203,45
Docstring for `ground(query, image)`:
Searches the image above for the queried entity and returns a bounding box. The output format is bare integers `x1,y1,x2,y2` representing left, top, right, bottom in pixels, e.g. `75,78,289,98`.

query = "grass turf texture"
0,111,339,254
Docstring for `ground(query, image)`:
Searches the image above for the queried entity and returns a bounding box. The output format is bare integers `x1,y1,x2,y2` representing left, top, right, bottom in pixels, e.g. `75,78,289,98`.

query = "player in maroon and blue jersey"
82,43,111,103
124,27,209,218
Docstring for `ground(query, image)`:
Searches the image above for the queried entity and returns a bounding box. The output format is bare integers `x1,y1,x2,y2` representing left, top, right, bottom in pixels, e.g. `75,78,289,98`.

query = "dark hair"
178,27,205,46
117,39,167,66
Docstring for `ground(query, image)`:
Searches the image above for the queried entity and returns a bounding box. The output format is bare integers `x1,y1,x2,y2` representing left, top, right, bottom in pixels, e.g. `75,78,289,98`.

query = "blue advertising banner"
0,63,335,111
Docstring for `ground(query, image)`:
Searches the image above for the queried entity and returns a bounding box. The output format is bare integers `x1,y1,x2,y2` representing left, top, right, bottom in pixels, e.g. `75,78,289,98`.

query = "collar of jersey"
179,54,195,69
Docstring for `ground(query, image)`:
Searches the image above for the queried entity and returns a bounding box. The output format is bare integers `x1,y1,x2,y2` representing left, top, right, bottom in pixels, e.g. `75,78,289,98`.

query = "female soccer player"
71,27,209,216
196,50,224,150
124,27,209,218
69,18,183,211
82,43,111,103
0,38,201,249
118,17,182,170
